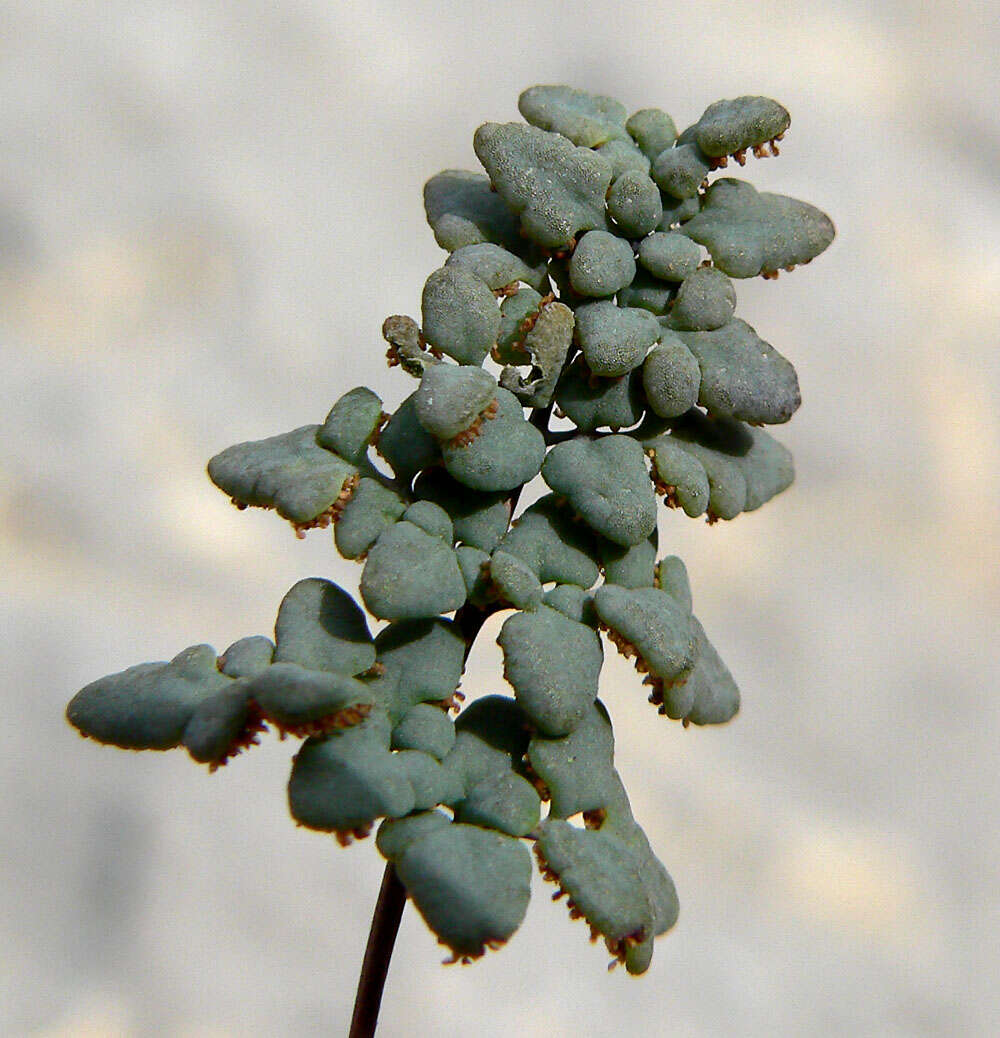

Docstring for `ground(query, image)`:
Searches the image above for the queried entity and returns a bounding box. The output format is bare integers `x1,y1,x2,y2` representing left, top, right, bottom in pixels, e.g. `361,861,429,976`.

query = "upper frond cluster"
67,85,833,978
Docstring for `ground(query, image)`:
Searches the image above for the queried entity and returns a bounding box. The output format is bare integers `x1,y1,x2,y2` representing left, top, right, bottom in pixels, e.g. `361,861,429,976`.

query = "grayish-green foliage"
445,242,549,294
206,425,358,526
665,266,736,331
693,96,790,158
474,122,612,248
498,300,574,408
681,178,835,278
606,169,663,238
638,231,702,282
574,300,662,377
569,230,637,297
67,84,833,977
518,84,628,148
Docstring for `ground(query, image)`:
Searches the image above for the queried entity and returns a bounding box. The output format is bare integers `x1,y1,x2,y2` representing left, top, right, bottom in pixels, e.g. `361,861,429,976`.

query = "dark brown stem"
349,863,407,1038
347,391,556,1036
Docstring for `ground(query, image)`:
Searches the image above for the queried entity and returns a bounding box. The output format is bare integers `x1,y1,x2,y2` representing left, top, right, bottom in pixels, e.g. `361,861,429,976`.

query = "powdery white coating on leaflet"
317,386,383,464
415,363,498,441
497,493,602,589
445,242,549,293
593,584,698,684
334,477,407,560
654,413,796,519
518,84,629,147
273,577,376,676
595,137,651,179
642,333,702,418
421,264,501,364
441,386,546,492
542,434,658,547
693,96,790,158
617,270,675,315
677,318,801,425
680,178,835,278
207,424,358,523
396,823,533,958
499,604,604,737
414,468,511,552
555,361,645,432
423,170,525,253
606,170,663,238
401,500,455,543
573,300,662,377
56,65,850,1009
666,267,737,332
651,141,712,199
287,722,417,833
360,521,467,620
489,549,544,611
67,645,231,751
568,230,637,297
377,392,441,482
366,617,466,721
245,663,374,730
527,700,618,819
474,122,613,248
638,232,702,281
626,107,678,159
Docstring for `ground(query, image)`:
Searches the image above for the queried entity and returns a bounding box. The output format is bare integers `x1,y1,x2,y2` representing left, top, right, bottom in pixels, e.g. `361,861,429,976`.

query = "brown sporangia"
518,293,556,338
334,823,373,848
492,292,557,362
644,670,697,726
533,842,646,971
520,754,552,802
369,410,391,449
253,701,374,741
68,86,833,986
446,398,499,448
761,255,812,280
227,474,362,538
707,131,784,169
598,618,635,660
651,475,680,510
582,807,607,830
542,238,576,261
291,473,361,539
382,314,425,368
599,621,689,723
645,450,684,512
435,690,466,714
207,700,270,773
441,936,508,966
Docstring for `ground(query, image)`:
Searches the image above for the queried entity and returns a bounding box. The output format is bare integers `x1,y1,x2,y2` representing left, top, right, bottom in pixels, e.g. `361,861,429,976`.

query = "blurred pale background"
2,2,998,1035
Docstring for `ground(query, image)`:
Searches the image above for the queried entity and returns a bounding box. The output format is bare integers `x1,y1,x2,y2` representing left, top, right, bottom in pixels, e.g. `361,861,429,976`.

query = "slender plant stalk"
349,863,408,1038
346,605,489,1037
346,599,493,1035
347,402,554,1035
